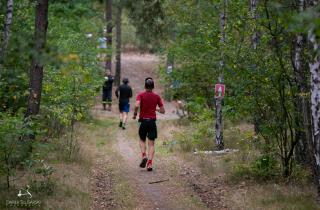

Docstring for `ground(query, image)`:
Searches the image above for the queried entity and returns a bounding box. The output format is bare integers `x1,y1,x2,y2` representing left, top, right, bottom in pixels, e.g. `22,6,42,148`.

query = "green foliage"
0,0,104,191
123,0,170,51
40,1,103,137
160,0,314,177
174,109,215,152
0,113,33,188
25,157,55,195
232,154,280,182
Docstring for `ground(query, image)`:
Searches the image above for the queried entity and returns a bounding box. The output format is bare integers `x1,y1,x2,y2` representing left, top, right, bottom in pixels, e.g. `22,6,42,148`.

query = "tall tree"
309,25,320,200
114,5,122,86
0,0,14,65
292,0,313,166
26,0,49,116
250,0,262,135
250,0,259,50
215,0,227,150
105,0,113,72
306,0,320,198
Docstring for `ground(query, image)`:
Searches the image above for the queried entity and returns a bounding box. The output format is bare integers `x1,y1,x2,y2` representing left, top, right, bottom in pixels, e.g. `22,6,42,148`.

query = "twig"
149,179,169,184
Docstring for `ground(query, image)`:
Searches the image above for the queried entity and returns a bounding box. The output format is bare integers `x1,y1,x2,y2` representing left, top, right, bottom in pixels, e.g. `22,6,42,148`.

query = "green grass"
0,118,118,210
260,193,317,210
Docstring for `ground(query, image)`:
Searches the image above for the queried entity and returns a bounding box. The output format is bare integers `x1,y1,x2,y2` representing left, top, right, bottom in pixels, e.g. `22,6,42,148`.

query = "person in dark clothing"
102,70,114,111
133,77,165,171
115,78,133,129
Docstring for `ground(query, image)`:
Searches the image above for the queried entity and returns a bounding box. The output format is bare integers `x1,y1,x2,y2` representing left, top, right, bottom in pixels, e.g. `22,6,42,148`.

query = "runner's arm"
133,100,140,119
115,87,119,98
156,106,165,114
156,96,165,114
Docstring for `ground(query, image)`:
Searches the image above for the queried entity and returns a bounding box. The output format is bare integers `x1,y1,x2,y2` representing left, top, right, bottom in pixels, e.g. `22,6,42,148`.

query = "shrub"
0,112,34,189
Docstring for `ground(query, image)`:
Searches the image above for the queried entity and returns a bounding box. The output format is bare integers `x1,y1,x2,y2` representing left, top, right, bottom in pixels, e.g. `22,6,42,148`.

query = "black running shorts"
139,119,157,141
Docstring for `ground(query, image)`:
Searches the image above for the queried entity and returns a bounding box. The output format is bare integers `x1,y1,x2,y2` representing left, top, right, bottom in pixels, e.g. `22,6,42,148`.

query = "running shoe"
147,160,153,171
139,157,148,168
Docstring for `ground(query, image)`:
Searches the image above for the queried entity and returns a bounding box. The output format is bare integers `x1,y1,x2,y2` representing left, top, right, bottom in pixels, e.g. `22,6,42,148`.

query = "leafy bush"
25,158,55,195
232,154,282,182
0,112,34,188
174,109,215,152
250,155,279,180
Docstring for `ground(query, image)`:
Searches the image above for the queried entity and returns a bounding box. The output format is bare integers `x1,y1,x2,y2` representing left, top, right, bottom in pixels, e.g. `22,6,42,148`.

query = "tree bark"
250,0,262,135
115,6,122,86
215,97,224,150
26,0,49,116
219,0,226,43
0,0,14,64
215,0,227,151
292,0,313,165
308,28,320,198
105,0,113,72
250,0,259,50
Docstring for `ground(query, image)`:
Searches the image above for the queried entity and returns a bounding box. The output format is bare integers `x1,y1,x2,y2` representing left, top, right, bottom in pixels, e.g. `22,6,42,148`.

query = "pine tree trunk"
0,0,14,64
115,6,122,86
26,0,49,116
250,0,262,134
105,0,113,72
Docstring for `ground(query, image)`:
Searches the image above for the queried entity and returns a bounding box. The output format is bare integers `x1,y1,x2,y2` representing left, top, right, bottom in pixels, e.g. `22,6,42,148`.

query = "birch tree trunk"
0,0,14,64
26,0,49,116
292,0,313,165
215,0,227,150
308,29,320,198
114,6,122,86
215,98,223,150
105,0,113,72
250,0,258,50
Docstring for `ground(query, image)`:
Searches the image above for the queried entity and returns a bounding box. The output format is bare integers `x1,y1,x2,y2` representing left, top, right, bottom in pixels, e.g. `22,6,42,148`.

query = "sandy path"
90,53,227,210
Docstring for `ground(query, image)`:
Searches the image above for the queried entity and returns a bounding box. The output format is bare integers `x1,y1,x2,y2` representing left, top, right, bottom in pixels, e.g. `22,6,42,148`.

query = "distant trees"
105,0,113,72
114,4,122,86
0,0,14,65
159,0,320,194
0,0,104,192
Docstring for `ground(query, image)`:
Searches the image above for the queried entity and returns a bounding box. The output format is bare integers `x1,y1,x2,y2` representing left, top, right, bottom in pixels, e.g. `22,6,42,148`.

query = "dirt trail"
90,53,228,210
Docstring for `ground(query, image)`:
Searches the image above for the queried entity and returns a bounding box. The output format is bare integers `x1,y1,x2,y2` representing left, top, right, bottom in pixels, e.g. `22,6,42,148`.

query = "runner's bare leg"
123,112,128,124
148,140,155,160
139,140,147,156
119,113,123,123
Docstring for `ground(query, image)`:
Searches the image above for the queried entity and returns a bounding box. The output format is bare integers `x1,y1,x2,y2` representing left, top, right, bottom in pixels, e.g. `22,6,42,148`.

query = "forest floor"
18,53,318,210
89,53,228,210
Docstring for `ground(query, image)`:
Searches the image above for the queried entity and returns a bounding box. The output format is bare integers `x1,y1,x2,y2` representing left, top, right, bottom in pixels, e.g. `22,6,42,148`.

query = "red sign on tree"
215,84,225,98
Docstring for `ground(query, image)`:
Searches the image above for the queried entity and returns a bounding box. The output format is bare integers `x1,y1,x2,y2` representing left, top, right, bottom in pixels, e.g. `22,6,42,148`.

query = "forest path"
90,53,228,210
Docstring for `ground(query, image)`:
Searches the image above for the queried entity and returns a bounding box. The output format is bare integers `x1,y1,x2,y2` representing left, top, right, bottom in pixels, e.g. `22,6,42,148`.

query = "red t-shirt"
136,91,164,120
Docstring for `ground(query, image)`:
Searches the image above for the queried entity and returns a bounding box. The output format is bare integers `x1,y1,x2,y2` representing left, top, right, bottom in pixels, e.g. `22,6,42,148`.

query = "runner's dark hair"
145,77,154,90
122,78,129,84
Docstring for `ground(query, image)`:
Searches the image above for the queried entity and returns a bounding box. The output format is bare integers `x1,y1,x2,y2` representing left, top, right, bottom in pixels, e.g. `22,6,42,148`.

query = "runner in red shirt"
133,77,165,171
